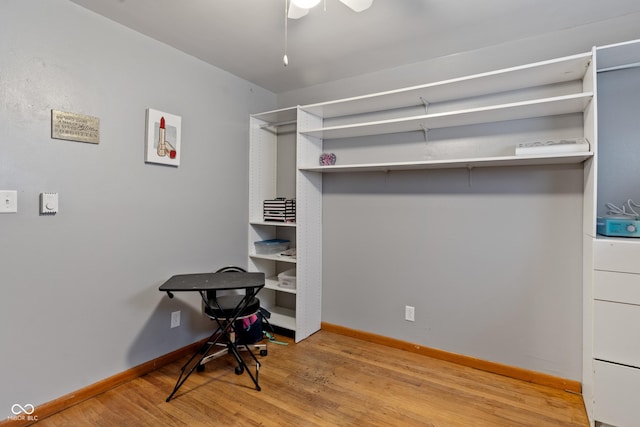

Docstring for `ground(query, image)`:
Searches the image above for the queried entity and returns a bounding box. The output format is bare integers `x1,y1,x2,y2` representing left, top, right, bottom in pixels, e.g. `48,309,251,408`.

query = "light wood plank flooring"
36,331,588,426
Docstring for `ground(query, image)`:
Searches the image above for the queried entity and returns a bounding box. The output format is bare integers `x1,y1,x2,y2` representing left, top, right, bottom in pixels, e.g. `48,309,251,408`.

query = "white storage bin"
278,268,297,289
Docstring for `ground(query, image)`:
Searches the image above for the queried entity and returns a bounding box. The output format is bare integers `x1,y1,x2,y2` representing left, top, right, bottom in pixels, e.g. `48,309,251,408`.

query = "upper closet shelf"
299,152,593,173
251,107,297,127
300,52,592,119
300,93,593,140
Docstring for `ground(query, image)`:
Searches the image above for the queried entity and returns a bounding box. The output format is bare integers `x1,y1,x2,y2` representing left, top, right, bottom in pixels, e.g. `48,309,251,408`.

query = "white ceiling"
69,0,640,94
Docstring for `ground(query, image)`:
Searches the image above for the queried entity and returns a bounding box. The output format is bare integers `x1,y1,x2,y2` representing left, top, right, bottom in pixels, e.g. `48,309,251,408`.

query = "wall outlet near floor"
171,310,181,328
405,305,415,322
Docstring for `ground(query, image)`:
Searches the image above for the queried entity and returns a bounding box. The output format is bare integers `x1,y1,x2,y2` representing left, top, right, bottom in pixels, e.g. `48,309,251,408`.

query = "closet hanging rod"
597,61,640,73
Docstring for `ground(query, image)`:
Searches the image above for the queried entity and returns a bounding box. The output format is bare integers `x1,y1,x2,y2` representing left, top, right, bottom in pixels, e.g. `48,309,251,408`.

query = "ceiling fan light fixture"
291,0,321,9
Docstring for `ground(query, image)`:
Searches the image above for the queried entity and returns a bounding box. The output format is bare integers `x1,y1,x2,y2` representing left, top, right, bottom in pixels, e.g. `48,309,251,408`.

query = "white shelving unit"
582,39,640,427
297,52,594,174
248,107,322,341
250,50,596,349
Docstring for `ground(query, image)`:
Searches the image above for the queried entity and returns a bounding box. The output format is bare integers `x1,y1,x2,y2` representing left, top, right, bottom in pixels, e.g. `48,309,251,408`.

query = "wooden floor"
37,331,588,426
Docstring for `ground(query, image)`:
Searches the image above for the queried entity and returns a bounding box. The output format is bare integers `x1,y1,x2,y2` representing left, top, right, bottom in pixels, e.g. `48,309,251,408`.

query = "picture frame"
145,108,181,166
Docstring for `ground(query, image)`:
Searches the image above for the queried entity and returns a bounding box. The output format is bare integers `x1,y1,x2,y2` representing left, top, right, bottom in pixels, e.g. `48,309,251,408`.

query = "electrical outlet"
171,311,181,328
405,305,415,322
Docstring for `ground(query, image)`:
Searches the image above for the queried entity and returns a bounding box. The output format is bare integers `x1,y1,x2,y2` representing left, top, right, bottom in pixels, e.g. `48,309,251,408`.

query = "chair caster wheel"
235,365,244,375
260,349,268,357
196,364,205,372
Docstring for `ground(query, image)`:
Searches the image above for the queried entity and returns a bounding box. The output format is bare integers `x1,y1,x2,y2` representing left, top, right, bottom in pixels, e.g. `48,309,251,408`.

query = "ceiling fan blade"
338,0,373,12
288,3,310,19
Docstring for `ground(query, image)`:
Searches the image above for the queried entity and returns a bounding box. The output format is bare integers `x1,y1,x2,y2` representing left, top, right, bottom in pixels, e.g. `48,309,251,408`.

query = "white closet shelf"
265,276,297,294
250,220,296,228
300,93,593,140
300,53,592,119
250,253,297,263
299,152,593,173
268,306,297,331
251,107,297,126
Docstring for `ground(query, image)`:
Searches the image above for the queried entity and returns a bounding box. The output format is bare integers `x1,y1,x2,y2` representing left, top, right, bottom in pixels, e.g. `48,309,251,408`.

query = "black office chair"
197,266,267,382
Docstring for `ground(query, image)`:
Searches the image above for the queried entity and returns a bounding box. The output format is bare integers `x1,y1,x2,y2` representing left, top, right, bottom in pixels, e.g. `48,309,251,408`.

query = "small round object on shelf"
319,152,336,166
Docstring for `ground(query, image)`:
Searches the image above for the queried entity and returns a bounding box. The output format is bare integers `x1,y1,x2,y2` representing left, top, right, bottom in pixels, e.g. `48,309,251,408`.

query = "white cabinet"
248,107,321,342
594,360,640,427
591,240,640,427
585,39,640,427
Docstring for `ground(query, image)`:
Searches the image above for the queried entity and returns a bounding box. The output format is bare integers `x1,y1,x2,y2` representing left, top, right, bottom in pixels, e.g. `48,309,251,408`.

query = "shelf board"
595,235,640,244
250,220,296,228
300,93,593,140
300,53,592,119
264,276,297,294
299,152,594,173
250,253,297,263
251,107,297,126
267,305,296,331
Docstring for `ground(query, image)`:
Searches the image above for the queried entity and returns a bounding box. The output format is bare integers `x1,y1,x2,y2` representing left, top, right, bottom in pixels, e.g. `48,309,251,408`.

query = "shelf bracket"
420,97,429,114
467,165,474,186
420,124,429,142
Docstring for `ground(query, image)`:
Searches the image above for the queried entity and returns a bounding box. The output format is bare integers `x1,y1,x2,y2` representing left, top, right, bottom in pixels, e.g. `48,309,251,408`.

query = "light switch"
40,192,58,214
0,191,18,213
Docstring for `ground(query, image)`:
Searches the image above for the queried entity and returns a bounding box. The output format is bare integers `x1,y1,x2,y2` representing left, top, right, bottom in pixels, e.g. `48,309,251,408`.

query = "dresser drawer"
594,300,640,367
594,239,640,274
594,360,640,427
594,270,640,305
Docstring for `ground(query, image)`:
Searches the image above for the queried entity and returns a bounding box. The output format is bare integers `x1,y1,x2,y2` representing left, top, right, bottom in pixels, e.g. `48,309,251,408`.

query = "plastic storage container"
278,268,297,289
254,239,290,255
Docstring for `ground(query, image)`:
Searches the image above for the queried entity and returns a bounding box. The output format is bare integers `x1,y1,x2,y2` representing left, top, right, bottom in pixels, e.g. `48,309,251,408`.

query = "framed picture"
145,108,181,166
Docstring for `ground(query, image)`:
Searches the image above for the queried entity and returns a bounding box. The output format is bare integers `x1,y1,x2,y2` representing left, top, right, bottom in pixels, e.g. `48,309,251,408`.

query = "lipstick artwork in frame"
145,108,181,166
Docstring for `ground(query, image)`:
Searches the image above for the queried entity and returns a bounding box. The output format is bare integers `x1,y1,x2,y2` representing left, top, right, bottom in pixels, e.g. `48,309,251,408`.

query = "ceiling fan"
288,0,374,19
282,0,373,66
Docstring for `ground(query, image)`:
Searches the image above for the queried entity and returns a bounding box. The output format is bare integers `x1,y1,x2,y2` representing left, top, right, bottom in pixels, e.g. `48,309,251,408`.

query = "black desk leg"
165,329,224,402
165,290,263,401
229,340,261,391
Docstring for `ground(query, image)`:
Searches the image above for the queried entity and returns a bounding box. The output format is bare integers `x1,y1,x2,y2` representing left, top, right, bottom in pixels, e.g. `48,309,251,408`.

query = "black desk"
159,271,265,401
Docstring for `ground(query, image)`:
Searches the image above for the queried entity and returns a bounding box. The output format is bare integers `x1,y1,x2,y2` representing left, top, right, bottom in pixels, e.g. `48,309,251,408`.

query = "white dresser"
592,239,640,426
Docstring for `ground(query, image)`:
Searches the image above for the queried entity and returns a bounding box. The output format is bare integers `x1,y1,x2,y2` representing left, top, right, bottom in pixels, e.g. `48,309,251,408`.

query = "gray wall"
0,0,275,414
323,166,584,378
596,67,640,215
279,15,640,381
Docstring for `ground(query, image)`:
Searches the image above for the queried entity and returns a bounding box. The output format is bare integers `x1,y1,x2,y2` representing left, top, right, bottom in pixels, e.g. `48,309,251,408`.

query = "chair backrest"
216,266,246,273
206,266,247,300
